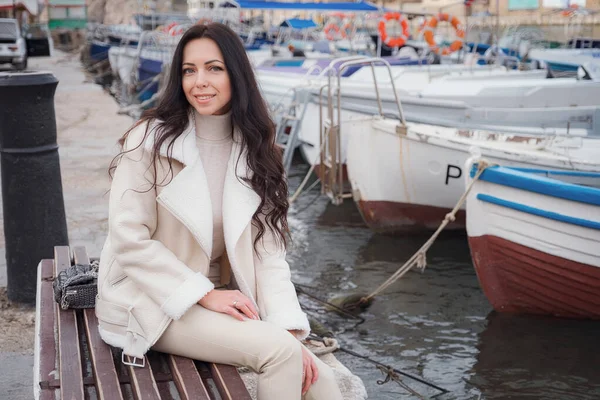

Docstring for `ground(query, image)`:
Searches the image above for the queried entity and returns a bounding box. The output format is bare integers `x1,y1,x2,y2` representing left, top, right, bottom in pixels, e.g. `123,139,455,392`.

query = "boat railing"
269,86,304,124
120,30,181,108
318,57,407,205
303,64,323,78
244,26,266,46
335,57,407,125
316,55,369,78
264,65,321,120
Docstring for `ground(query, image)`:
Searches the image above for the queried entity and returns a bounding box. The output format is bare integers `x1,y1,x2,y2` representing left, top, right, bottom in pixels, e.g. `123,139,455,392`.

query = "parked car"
23,23,53,58
0,18,28,70
0,19,52,71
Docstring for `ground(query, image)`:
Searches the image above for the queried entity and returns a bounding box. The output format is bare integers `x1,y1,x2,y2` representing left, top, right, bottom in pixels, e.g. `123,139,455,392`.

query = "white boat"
259,63,523,108
529,48,600,73
464,161,600,319
344,117,600,232
108,45,138,85
259,58,600,173
107,31,180,105
247,47,328,68
293,79,599,174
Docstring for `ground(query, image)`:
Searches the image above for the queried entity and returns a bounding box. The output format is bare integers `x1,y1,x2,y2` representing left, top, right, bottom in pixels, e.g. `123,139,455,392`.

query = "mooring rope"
295,283,365,323
288,140,328,204
292,180,323,215
359,159,495,305
297,287,450,397
307,334,449,397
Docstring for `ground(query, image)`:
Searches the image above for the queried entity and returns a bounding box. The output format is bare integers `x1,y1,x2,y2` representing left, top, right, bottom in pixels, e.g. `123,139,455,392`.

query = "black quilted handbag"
52,260,99,310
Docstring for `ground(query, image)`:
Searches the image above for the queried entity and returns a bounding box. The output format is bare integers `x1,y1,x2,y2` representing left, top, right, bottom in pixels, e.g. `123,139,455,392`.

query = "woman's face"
181,38,232,116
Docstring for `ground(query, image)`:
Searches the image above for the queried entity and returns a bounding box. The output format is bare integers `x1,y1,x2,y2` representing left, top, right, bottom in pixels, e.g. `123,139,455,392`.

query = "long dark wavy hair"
109,23,289,249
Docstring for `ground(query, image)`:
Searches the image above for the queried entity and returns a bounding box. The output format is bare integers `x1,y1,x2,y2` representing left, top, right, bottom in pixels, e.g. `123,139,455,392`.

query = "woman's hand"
198,289,259,321
301,346,319,395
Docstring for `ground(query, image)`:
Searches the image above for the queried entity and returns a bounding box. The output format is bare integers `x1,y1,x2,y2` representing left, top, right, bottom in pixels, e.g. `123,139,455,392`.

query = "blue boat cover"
280,18,318,29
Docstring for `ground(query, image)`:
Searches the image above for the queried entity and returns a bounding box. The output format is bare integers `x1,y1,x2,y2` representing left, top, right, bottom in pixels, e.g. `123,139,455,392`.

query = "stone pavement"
0,51,134,398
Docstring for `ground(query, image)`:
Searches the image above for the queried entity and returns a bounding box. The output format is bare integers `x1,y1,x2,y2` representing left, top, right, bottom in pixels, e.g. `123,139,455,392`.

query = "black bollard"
0,71,69,304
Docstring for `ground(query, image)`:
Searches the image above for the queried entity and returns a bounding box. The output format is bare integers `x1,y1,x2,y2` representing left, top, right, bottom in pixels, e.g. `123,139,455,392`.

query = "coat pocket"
109,274,128,287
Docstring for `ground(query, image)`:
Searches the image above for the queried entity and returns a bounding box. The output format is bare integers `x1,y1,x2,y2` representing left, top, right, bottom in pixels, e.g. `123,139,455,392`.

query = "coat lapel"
148,118,214,258
144,119,261,262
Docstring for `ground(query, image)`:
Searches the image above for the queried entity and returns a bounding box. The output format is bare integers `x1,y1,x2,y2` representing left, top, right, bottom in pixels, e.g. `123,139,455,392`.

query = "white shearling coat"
96,117,310,360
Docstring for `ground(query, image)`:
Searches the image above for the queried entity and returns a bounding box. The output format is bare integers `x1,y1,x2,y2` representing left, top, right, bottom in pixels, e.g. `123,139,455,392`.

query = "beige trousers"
153,304,344,400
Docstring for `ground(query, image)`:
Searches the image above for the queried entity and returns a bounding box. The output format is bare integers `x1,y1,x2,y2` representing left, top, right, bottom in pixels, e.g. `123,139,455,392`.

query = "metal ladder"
318,57,408,205
274,89,310,175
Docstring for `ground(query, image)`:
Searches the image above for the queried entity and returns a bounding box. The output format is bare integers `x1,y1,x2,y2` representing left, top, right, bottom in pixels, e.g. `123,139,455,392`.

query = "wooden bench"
34,245,252,400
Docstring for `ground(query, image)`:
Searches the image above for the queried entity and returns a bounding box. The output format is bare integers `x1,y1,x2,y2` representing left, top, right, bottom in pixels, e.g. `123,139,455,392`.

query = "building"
397,0,600,17
46,0,86,29
0,0,38,21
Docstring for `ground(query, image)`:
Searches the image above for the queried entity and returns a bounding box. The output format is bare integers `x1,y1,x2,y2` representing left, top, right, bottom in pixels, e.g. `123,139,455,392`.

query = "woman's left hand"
301,346,319,395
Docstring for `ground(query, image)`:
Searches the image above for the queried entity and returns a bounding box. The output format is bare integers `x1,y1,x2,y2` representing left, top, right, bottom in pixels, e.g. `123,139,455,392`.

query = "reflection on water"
472,313,600,400
287,166,600,399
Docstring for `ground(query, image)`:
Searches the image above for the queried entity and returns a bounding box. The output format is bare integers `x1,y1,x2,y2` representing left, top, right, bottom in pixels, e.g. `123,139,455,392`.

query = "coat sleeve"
254,222,310,340
108,123,214,320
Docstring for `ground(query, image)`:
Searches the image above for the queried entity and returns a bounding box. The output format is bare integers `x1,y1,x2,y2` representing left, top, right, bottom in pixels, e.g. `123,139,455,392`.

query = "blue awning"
221,1,380,11
280,18,317,29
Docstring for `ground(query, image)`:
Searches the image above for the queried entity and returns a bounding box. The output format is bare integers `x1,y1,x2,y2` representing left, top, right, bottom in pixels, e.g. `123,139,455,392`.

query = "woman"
96,23,344,400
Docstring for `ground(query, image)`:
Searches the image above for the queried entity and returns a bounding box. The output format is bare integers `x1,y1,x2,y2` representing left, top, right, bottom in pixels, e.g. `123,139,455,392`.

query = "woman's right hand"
198,289,260,321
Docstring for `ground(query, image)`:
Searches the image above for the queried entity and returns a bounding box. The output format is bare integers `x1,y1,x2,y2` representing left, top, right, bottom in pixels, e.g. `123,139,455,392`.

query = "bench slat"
210,363,252,400
71,246,91,266
126,357,161,400
55,245,85,400
74,246,126,400
167,355,211,400
83,310,125,400
36,260,57,400
156,382,175,400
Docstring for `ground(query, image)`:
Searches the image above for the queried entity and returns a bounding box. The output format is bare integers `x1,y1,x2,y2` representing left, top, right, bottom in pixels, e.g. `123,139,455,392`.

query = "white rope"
361,159,495,304
306,337,340,356
288,140,328,204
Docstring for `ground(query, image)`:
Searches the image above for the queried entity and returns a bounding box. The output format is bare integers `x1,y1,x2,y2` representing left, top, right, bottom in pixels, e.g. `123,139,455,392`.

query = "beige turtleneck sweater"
194,110,233,286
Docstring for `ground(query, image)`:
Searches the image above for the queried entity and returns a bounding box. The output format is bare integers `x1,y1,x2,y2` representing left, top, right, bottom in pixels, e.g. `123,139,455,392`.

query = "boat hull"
469,234,600,319
346,118,600,233
355,199,465,233
465,162,600,319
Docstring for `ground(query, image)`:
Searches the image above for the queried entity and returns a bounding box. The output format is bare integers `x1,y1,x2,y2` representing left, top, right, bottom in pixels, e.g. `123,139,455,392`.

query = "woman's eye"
183,68,195,75
209,65,224,72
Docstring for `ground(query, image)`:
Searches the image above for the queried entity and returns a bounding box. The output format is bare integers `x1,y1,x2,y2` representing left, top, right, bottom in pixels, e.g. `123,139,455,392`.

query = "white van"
0,18,28,70
0,19,52,70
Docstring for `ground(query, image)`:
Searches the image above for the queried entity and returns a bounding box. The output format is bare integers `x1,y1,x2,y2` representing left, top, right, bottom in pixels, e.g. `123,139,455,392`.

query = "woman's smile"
193,93,217,104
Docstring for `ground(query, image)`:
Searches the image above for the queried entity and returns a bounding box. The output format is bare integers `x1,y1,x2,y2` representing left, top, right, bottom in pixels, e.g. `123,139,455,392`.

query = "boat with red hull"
465,161,600,319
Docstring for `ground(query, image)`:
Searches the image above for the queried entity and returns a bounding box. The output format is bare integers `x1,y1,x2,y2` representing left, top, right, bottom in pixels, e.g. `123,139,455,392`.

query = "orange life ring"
561,4,579,16
168,25,185,36
324,23,341,41
160,22,178,34
378,13,410,48
422,13,465,56
340,22,354,39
